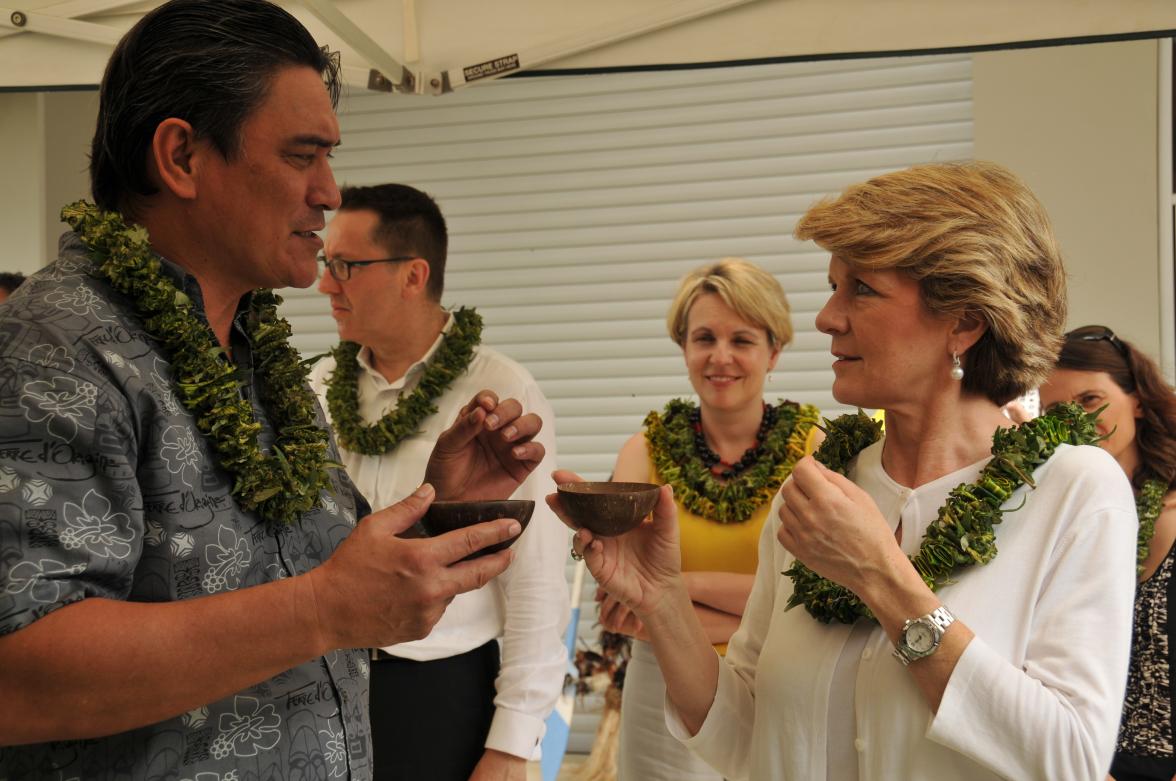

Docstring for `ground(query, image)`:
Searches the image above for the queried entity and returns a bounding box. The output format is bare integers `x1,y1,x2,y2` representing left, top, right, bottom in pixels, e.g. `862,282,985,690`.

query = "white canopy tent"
0,0,1175,91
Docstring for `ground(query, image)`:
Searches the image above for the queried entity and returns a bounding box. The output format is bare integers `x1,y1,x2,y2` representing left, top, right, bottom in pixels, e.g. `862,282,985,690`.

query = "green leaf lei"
61,200,334,525
645,398,820,523
785,402,1101,624
1136,479,1166,577
325,307,482,456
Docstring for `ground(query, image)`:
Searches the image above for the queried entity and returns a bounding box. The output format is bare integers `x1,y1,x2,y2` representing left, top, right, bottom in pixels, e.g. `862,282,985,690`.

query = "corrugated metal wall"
281,52,973,755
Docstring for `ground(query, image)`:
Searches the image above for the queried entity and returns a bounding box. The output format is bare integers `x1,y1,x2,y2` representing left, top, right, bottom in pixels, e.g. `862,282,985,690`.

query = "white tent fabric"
0,0,1174,91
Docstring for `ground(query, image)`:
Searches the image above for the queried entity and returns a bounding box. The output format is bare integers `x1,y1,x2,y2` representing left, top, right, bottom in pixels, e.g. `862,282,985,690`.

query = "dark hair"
91,0,341,215
1057,325,1176,491
339,184,449,300
0,272,26,295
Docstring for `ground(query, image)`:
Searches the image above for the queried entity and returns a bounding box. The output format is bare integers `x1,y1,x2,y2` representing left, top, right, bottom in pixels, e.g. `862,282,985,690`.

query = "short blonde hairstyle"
794,161,1066,405
667,258,793,349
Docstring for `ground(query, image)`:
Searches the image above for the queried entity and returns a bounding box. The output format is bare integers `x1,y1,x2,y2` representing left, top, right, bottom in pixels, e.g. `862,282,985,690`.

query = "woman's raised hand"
548,470,683,619
777,456,905,599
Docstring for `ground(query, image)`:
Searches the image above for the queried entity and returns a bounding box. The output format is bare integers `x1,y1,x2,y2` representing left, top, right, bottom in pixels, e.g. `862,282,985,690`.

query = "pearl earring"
950,352,964,381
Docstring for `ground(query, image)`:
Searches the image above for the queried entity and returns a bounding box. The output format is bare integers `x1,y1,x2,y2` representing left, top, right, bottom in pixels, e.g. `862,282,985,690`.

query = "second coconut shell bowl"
556,482,660,537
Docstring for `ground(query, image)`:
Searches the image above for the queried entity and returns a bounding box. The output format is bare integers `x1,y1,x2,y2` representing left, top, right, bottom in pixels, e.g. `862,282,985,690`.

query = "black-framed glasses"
1067,325,1130,360
317,254,415,282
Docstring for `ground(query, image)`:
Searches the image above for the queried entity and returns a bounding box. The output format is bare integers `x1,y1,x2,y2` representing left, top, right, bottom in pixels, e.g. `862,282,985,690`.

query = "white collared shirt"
668,439,1137,780
310,316,571,759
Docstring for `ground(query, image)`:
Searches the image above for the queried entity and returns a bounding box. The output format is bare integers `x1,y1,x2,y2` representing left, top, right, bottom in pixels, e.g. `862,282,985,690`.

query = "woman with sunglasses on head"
1041,326,1176,781
552,162,1139,780
600,257,820,780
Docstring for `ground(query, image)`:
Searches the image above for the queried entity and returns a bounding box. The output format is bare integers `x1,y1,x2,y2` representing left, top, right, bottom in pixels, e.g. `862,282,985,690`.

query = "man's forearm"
0,574,326,746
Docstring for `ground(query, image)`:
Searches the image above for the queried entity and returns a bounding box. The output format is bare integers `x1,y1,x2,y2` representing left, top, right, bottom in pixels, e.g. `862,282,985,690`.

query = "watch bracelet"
892,605,955,666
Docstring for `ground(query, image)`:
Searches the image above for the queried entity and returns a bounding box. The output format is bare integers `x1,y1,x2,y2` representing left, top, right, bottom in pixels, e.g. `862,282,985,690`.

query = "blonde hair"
794,161,1066,405
667,258,793,349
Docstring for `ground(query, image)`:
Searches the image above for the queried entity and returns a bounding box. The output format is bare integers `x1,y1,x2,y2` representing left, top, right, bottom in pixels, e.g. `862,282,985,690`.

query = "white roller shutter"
280,52,973,755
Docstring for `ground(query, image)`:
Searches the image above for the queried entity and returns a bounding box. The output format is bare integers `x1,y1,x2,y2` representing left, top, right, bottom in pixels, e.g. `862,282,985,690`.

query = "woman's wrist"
858,548,941,640
639,575,694,635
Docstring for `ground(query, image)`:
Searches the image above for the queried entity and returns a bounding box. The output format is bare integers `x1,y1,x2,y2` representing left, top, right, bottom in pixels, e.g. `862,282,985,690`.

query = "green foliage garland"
325,307,482,456
1136,479,1166,577
61,200,333,525
645,398,820,523
785,402,1101,624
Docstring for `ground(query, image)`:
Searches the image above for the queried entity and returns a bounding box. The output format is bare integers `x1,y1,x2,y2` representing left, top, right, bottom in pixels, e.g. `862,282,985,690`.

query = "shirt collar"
355,311,457,390
62,231,214,317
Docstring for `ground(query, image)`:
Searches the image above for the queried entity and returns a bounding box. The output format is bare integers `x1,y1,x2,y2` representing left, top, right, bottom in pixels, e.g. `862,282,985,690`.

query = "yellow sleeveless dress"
674,498,771,655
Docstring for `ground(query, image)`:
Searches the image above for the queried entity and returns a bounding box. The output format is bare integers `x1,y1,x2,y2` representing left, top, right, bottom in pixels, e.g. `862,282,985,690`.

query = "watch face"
906,621,937,653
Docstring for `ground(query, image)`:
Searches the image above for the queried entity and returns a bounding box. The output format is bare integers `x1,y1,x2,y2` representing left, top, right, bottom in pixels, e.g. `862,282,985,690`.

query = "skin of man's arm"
0,485,520,746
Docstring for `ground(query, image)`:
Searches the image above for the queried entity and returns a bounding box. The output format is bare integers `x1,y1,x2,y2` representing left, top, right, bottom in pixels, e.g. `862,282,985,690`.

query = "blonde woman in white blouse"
552,161,1138,781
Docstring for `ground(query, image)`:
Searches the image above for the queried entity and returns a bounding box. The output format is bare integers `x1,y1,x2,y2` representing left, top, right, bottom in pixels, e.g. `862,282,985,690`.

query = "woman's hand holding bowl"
548,469,683,621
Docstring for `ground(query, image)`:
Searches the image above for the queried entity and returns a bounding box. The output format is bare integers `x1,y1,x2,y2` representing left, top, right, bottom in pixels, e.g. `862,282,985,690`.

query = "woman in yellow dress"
600,257,820,779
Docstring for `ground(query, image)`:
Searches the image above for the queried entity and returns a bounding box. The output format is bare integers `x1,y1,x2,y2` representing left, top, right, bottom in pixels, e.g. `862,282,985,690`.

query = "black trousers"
369,640,500,781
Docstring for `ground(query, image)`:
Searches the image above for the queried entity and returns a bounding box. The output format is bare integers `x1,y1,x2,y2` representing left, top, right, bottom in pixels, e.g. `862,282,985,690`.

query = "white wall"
0,93,46,273
42,91,98,259
973,39,1164,360
0,90,94,273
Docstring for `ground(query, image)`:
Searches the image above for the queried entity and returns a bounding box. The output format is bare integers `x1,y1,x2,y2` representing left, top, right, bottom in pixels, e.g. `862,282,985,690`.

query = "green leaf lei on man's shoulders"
325,307,482,456
61,200,334,525
785,402,1102,624
644,398,820,523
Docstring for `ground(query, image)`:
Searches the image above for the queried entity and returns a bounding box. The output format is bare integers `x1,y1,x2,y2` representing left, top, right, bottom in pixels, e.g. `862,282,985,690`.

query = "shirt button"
862,647,873,660
854,738,866,752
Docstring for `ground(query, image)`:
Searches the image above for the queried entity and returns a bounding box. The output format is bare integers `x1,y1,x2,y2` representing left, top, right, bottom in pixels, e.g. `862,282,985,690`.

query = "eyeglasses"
317,254,415,282
1067,325,1130,360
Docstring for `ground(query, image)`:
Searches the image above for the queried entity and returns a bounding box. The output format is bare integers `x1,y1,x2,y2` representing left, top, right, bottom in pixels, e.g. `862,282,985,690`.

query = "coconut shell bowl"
556,482,660,537
400,499,535,560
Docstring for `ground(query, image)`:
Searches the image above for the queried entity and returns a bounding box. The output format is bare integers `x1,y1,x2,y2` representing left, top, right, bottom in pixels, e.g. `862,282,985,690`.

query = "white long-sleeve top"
668,439,1138,780
310,319,571,760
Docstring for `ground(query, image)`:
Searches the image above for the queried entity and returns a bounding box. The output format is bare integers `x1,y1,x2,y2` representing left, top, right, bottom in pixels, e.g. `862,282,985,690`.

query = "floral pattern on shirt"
60,489,136,559
20,375,98,443
0,237,373,781
210,696,282,759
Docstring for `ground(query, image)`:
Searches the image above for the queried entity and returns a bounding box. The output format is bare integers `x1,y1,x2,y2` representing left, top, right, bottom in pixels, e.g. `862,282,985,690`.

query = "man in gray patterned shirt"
0,2,542,779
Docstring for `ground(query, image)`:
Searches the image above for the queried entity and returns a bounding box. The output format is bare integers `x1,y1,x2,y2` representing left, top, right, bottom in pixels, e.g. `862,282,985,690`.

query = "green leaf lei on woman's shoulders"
61,200,334,525
325,307,482,456
644,398,820,523
1136,479,1166,577
785,402,1102,624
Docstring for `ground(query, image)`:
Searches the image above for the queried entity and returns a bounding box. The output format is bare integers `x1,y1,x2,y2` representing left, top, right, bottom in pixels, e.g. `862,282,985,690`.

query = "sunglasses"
1067,325,1130,360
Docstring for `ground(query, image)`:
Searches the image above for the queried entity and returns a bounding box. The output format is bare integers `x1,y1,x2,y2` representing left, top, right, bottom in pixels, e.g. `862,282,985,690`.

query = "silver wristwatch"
893,605,955,666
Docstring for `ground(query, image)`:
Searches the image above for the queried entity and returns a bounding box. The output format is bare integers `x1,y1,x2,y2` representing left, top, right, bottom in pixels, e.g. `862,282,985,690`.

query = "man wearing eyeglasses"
309,184,570,781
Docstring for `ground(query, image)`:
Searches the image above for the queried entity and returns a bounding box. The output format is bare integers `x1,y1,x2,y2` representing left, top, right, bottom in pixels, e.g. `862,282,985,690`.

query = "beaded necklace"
645,398,819,523
690,403,779,479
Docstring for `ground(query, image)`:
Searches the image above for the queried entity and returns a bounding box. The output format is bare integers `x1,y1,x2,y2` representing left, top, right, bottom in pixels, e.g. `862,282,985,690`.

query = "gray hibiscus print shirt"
0,234,373,781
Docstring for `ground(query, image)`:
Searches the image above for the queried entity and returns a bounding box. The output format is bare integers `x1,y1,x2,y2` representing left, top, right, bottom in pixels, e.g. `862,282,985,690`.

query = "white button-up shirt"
310,317,570,759
670,440,1137,780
